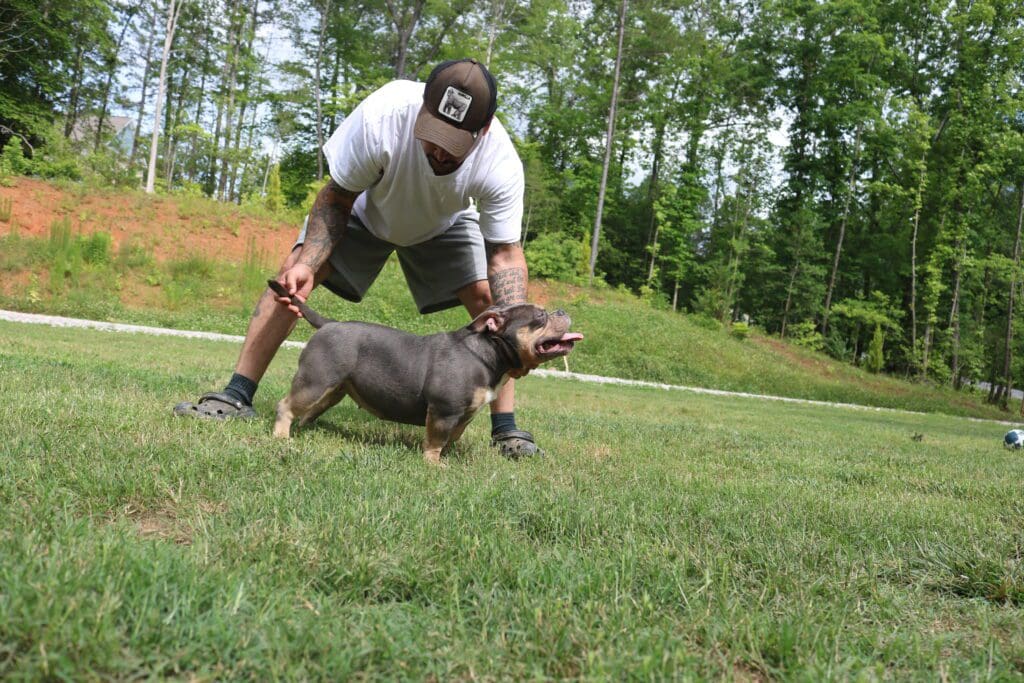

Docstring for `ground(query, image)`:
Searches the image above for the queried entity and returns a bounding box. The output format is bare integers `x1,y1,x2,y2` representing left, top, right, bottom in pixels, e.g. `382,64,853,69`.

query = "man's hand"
273,263,315,317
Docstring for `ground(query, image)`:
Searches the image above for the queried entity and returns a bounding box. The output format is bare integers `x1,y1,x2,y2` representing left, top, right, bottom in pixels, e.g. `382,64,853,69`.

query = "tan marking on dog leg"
295,387,346,427
273,397,294,438
448,419,471,445
423,407,456,467
471,386,497,412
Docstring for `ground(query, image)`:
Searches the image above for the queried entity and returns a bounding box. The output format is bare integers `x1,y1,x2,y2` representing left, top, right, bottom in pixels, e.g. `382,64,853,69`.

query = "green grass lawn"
1,320,1022,680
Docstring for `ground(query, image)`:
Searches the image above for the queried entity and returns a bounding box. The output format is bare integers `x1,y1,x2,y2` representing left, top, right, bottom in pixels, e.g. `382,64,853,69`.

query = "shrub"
730,321,750,340
81,232,112,264
265,163,284,212
169,254,214,281
83,149,137,187
688,313,722,331
524,231,588,284
788,320,825,352
1,139,30,176
34,155,83,181
116,239,153,270
866,324,885,373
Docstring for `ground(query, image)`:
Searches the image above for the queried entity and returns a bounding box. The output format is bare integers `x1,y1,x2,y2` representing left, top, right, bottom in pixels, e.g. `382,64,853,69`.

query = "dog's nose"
553,309,566,317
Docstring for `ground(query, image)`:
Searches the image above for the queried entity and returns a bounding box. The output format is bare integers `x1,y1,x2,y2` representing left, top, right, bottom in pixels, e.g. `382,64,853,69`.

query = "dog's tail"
266,279,334,329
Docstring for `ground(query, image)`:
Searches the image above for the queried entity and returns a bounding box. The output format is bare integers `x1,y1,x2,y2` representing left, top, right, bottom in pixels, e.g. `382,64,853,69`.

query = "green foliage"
265,163,283,212
788,321,825,353
81,149,137,188
46,217,79,294
688,312,723,332
867,324,885,373
730,321,750,340
1,139,30,176
80,232,112,265
831,291,902,332
116,239,153,270
169,254,215,282
524,232,589,285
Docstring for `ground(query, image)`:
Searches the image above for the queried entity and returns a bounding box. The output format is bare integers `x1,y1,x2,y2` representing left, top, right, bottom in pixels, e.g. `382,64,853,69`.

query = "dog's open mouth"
536,332,584,357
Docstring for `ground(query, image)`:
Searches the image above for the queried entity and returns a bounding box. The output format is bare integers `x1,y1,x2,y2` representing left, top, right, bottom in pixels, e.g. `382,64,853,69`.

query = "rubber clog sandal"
173,392,257,420
491,429,544,459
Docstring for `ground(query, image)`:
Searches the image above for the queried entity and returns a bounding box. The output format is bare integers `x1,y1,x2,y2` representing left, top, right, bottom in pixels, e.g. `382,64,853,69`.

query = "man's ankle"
224,373,258,406
490,411,517,435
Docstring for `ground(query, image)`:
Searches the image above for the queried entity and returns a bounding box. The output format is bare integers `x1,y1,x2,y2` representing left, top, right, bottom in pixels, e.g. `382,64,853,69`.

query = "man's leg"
456,281,541,458
173,248,332,419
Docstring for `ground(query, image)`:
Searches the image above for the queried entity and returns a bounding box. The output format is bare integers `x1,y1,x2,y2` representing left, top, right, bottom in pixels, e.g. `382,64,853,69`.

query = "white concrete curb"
1,309,1016,427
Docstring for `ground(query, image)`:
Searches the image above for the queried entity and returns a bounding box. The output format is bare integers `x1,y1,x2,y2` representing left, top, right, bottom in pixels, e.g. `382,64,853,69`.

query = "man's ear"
468,307,506,333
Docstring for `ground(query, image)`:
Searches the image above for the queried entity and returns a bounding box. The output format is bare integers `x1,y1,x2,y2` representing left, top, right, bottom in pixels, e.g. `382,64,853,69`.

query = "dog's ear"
468,307,508,334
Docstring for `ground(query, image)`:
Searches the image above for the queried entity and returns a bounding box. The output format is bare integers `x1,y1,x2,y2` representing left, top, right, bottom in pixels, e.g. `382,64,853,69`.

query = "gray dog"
267,280,582,465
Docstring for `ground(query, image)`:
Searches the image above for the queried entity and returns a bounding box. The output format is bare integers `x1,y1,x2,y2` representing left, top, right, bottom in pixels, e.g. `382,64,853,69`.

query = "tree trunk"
384,0,424,78
64,45,85,139
908,113,949,371
164,57,192,187
909,157,925,368
645,118,666,284
484,0,508,65
781,262,799,339
145,0,186,194
588,0,627,284
131,10,159,165
95,5,138,152
1001,181,1024,409
229,0,261,202
821,122,863,337
217,4,245,201
314,0,330,181
948,241,964,389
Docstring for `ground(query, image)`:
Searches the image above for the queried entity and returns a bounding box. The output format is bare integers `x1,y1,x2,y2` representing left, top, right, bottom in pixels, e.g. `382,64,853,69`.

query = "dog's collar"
492,334,523,370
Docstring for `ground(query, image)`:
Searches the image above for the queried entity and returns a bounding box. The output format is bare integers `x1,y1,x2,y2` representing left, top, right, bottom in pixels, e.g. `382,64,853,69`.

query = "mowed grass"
1,320,1023,680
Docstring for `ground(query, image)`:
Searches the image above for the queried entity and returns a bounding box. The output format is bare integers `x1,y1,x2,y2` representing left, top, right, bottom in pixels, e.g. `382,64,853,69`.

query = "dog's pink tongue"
561,333,584,343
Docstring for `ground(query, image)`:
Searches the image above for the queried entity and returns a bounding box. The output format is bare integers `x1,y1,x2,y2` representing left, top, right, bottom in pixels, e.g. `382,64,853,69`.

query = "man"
174,58,541,458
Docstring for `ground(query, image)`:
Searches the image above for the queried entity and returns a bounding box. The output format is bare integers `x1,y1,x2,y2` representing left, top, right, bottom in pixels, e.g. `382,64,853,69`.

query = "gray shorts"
294,213,487,314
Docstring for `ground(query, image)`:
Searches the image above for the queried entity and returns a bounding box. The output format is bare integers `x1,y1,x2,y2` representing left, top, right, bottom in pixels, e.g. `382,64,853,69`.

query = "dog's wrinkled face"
470,304,583,370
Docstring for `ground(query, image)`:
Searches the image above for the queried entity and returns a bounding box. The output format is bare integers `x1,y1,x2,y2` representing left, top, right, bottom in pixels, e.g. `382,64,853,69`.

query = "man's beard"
426,154,460,175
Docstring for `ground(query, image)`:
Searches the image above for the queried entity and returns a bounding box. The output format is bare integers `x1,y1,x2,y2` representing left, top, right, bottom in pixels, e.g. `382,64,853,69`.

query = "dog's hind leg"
274,384,346,437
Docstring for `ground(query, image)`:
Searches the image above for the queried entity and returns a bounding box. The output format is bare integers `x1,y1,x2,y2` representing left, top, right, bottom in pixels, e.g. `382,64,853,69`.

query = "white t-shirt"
322,80,525,247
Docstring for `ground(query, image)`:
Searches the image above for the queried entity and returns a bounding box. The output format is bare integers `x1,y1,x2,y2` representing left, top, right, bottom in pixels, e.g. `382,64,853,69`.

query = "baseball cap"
414,58,498,158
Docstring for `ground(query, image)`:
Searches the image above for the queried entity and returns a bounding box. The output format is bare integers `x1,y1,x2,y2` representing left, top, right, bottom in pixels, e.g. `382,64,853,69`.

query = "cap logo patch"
439,86,472,123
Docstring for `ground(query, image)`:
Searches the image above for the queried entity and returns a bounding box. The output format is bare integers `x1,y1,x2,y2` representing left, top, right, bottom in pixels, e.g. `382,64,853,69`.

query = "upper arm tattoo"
299,179,359,271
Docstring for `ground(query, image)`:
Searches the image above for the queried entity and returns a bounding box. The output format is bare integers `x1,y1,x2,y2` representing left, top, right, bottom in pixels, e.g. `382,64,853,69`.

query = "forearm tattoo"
489,267,527,305
299,180,354,271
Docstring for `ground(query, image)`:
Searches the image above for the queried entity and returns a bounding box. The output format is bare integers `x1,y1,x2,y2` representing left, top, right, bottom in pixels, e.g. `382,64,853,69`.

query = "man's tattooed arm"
486,242,529,305
299,179,360,273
